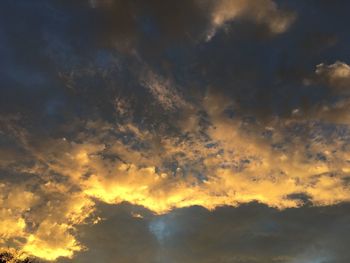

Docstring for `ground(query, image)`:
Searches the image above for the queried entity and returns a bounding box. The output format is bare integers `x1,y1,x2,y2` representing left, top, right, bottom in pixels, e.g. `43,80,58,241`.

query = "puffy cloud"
0,183,37,243
0,180,95,261
0,130,96,260
23,221,81,261
316,61,350,92
206,0,296,40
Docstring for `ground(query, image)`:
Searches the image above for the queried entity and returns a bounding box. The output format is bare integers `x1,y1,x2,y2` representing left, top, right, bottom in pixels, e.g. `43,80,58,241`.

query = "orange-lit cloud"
297,61,350,124
1,86,350,261
316,61,350,91
204,0,296,40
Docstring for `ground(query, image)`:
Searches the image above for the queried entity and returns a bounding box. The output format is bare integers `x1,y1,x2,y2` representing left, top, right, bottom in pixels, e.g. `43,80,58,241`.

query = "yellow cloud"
23,221,81,261
0,184,37,242
1,91,350,261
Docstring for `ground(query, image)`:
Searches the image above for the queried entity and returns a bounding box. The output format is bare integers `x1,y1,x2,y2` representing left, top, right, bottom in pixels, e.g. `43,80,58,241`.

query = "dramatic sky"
1,0,350,262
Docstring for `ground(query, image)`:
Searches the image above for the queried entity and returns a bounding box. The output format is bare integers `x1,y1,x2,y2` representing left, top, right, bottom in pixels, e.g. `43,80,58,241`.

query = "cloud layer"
1,0,350,262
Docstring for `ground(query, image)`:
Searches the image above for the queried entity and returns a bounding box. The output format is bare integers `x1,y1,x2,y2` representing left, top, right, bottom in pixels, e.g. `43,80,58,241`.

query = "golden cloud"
1,91,350,261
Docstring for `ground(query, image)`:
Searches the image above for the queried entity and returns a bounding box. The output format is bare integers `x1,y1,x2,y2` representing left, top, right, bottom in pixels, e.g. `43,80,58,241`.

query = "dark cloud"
53,0,212,53
56,202,350,263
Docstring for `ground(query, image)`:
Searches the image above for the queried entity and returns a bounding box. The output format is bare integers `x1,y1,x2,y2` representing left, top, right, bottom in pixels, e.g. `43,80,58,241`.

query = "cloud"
316,61,350,92
0,178,95,261
1,83,350,261
205,0,296,40
140,69,189,111
23,220,81,261
54,0,295,53
71,93,350,213
294,61,350,124
0,122,97,260
0,184,35,243
1,1,350,262
56,202,350,263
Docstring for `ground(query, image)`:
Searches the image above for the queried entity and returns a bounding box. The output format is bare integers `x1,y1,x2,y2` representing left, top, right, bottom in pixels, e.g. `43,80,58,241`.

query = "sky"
1,0,350,262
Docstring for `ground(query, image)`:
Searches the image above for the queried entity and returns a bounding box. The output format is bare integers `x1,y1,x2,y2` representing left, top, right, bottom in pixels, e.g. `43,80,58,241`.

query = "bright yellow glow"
22,221,81,261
